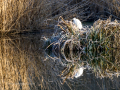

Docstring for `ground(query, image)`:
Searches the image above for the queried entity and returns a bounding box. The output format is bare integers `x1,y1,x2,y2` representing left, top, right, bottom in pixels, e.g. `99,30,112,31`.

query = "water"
0,29,120,90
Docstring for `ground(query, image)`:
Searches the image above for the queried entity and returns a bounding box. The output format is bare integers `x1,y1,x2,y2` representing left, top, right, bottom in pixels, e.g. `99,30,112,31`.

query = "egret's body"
72,18,82,30
74,67,84,78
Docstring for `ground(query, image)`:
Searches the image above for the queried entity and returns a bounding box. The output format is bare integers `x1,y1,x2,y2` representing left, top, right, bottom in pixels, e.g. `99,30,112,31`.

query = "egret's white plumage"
72,18,83,30
74,67,84,78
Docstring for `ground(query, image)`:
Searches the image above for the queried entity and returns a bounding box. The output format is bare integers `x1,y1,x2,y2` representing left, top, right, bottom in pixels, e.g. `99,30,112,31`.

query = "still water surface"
0,29,120,90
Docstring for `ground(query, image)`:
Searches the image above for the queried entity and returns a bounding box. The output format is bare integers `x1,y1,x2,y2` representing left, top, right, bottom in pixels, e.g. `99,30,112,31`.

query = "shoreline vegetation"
0,0,120,33
44,16,120,82
0,0,119,80
0,0,120,90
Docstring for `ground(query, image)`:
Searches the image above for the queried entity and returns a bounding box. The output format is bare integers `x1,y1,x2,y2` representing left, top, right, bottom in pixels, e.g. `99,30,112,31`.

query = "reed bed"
0,0,120,34
0,0,55,31
88,0,120,20
45,16,120,79
45,16,120,52
0,0,72,32
0,0,120,89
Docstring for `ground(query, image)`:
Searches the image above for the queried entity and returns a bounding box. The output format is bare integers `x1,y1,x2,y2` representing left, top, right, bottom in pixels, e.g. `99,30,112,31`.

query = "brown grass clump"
90,17,120,49
0,0,53,31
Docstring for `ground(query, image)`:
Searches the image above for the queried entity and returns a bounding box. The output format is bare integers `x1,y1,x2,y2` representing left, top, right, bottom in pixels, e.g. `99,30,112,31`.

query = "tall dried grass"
0,0,120,34
0,0,71,32
90,0,120,20
72,0,120,20
0,0,86,32
0,0,53,31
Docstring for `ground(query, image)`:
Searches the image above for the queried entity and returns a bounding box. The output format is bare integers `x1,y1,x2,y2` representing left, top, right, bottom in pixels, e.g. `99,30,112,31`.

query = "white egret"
74,67,84,78
72,18,83,30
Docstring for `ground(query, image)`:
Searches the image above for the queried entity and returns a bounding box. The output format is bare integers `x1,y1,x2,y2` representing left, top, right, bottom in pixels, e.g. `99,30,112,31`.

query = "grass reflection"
0,37,31,90
46,47,120,79
0,33,119,90
0,34,65,90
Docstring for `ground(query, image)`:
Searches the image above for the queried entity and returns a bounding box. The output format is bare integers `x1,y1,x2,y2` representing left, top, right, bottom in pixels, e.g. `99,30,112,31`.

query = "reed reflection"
0,33,119,90
0,35,65,90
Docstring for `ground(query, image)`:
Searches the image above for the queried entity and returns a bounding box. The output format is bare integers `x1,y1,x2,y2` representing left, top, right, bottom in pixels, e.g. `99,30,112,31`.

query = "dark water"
0,29,120,90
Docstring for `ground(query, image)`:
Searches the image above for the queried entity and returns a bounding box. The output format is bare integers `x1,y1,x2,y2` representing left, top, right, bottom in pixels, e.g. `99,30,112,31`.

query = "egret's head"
72,18,77,22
